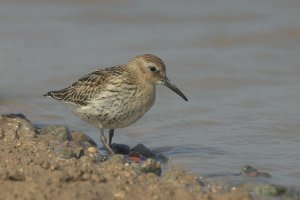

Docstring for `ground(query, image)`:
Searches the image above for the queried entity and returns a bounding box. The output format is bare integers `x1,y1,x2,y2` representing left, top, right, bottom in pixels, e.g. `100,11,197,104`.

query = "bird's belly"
75,88,155,129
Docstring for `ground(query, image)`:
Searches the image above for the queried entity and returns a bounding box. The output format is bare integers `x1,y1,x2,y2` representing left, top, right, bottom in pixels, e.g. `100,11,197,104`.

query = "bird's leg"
100,128,115,156
109,129,114,147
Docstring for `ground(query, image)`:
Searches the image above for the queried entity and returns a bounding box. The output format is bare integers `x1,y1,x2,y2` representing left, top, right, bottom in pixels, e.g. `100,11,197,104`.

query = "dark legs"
109,129,114,147
99,128,115,155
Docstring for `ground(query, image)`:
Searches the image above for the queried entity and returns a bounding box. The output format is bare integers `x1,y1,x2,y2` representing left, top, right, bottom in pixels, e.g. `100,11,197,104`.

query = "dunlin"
44,54,188,155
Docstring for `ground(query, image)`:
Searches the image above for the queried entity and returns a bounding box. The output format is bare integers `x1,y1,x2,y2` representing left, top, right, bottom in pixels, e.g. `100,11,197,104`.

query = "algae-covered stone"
240,165,257,175
255,184,286,196
90,153,107,163
240,165,271,178
40,125,70,140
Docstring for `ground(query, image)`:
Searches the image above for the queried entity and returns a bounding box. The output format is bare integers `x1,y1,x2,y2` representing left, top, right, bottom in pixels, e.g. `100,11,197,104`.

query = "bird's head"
128,54,188,101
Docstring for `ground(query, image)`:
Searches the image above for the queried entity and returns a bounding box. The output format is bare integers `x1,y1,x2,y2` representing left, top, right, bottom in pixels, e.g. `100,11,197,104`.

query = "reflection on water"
1,0,300,187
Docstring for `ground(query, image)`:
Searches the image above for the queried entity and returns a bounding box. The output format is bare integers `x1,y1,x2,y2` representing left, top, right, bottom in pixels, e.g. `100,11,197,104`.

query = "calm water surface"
1,0,300,187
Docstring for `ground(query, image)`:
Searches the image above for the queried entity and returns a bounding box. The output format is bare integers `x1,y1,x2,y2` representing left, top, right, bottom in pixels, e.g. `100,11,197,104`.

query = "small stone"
87,147,98,154
131,143,155,158
40,125,70,140
89,152,107,163
141,158,161,176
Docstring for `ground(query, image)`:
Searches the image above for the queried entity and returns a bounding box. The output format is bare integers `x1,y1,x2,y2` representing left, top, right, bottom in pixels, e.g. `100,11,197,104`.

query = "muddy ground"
0,114,296,200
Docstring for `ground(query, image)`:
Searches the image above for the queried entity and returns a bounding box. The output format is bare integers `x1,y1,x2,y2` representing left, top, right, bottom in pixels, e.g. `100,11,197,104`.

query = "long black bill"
162,77,188,101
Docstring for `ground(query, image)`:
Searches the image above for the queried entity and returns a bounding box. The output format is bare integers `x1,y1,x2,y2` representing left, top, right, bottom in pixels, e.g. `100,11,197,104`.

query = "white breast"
74,84,156,129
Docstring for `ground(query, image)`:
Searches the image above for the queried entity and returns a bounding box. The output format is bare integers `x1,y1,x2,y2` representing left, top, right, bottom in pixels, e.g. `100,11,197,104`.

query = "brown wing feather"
44,66,125,106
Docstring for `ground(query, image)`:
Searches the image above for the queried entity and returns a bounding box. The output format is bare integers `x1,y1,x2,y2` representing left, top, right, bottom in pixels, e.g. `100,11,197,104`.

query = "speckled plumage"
44,54,188,155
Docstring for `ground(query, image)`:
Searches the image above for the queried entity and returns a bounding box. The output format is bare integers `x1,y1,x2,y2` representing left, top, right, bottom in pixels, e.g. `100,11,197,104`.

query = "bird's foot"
100,135,115,156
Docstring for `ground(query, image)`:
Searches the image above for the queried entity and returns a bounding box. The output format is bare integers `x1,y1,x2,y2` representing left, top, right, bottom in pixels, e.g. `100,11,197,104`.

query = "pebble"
141,158,161,176
87,147,98,154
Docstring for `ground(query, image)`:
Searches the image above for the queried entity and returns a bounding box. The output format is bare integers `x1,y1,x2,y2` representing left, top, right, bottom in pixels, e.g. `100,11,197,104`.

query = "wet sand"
0,113,252,200
1,114,299,200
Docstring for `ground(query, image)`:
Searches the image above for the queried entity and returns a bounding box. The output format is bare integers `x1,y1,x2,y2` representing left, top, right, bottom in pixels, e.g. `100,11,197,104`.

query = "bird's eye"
150,66,157,72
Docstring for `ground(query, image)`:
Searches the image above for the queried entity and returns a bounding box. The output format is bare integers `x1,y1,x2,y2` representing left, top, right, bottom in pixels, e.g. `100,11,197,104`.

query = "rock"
0,114,37,140
125,152,145,163
240,165,257,174
240,165,271,178
112,143,130,155
131,143,155,158
71,131,97,147
141,158,161,176
254,184,286,196
40,125,70,140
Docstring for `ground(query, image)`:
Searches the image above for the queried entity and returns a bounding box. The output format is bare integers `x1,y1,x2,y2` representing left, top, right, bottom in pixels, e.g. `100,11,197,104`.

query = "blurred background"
0,0,300,187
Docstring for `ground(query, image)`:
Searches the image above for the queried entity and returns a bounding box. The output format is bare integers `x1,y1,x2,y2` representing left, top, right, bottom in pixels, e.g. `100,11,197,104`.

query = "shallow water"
1,0,300,187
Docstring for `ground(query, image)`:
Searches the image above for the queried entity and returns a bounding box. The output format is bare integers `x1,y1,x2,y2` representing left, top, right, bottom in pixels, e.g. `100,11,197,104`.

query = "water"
1,0,300,187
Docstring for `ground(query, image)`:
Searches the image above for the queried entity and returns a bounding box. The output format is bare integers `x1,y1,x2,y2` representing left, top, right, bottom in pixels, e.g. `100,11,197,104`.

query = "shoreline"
0,113,298,200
